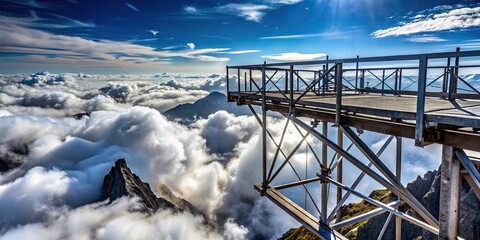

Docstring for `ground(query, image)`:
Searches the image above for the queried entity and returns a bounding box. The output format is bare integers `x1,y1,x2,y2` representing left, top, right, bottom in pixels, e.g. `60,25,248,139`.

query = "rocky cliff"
280,167,480,240
101,158,202,216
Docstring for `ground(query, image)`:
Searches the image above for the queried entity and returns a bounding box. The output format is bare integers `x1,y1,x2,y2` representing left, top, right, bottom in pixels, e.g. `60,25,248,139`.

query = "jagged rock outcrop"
280,166,480,240
101,159,176,212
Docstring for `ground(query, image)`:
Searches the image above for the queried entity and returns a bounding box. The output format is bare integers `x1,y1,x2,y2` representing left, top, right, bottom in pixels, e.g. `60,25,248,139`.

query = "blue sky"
0,0,479,74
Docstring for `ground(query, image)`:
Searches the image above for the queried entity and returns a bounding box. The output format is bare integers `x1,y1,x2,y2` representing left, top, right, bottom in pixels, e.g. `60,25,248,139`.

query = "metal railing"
226,49,480,146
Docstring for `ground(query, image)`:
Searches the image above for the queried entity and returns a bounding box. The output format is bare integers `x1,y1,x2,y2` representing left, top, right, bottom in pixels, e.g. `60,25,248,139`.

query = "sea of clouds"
0,71,443,240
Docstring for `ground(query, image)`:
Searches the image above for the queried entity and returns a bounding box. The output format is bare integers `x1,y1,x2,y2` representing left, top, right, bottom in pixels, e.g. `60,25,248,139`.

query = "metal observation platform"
226,49,480,239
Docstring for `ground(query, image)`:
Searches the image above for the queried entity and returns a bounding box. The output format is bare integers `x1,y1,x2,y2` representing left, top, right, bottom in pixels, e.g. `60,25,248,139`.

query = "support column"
439,145,461,239
321,121,328,222
395,137,402,240
336,129,343,223
261,62,267,191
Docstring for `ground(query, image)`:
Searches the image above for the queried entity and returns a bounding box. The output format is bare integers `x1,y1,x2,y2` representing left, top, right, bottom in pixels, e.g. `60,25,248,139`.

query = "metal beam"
340,125,439,227
332,201,400,230
395,136,402,240
290,117,435,228
327,135,394,224
439,146,461,239
320,176,439,235
261,62,267,189
455,149,480,199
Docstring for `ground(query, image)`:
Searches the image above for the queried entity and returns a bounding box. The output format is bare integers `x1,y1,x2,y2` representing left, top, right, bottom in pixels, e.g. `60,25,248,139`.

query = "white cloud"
187,42,196,50
148,30,159,36
222,50,260,54
372,6,480,38
259,30,355,40
261,52,327,61
262,0,304,5
125,2,140,12
185,6,198,13
406,35,447,42
0,23,231,70
216,4,271,22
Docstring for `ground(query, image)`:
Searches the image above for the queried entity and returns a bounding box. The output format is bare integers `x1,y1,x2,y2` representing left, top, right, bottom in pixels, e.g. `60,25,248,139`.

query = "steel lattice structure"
226,49,480,239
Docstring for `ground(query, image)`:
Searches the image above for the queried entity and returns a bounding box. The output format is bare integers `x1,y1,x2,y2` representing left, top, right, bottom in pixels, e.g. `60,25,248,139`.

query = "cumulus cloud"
185,6,198,14
372,5,480,38
187,42,196,49
262,52,327,61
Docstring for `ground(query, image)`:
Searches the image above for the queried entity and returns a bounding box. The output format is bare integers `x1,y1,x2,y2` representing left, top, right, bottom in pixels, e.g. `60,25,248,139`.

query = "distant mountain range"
163,91,251,124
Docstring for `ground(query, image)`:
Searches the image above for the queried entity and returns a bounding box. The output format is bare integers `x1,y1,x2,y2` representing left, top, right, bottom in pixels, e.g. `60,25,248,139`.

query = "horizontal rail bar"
228,50,480,68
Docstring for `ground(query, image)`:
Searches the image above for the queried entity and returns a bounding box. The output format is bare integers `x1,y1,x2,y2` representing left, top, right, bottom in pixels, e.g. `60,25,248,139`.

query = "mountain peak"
101,158,175,212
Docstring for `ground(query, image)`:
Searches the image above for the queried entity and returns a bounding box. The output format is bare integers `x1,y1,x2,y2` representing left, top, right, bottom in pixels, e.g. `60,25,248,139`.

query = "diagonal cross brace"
340,125,439,228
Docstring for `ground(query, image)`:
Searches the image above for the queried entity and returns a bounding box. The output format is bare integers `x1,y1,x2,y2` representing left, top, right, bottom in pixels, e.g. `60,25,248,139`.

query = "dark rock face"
355,167,480,240
101,159,176,212
163,91,251,124
281,166,480,240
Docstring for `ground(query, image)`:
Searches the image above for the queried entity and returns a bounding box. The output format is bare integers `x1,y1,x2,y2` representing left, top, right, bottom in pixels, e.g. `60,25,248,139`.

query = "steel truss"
227,49,480,239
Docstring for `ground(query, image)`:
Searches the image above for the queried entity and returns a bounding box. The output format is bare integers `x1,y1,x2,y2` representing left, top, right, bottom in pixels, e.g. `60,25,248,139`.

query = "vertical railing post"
355,55,359,93
335,63,343,126
261,62,267,191
443,57,451,94
249,69,252,91
237,68,241,94
289,65,294,114
381,69,385,95
415,55,428,146
296,71,299,91
394,69,398,94
322,65,327,95
285,70,288,93
244,71,247,91
226,66,230,98
448,66,456,100
398,69,402,96
360,69,365,93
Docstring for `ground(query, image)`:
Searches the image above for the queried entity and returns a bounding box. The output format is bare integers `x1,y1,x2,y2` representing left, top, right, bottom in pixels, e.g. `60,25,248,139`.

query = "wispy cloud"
184,1,301,23
0,14,95,29
125,2,140,13
216,4,270,22
262,52,326,61
148,30,159,36
372,5,480,38
0,23,231,70
223,50,260,54
406,35,447,42
262,0,304,5
4,0,51,9
259,30,355,40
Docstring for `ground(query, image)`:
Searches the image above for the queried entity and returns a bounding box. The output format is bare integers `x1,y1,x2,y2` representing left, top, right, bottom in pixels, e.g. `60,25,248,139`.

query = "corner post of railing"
452,47,461,98
289,64,294,114
261,61,267,192
415,55,428,146
355,55,359,93
226,66,230,98
448,66,456,100
335,63,343,126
